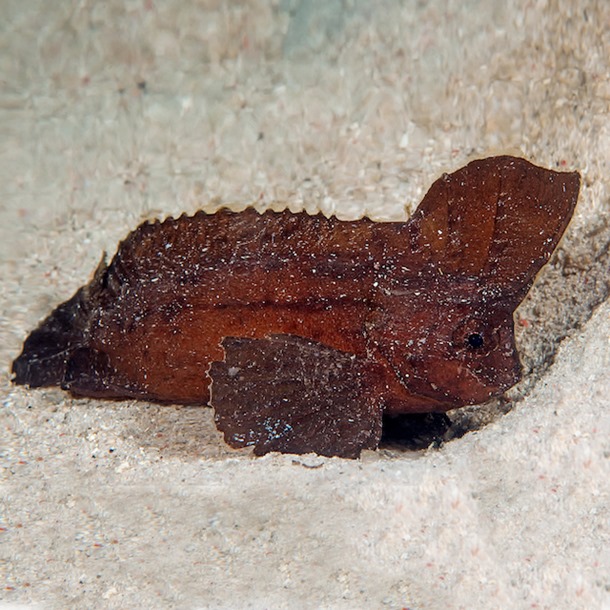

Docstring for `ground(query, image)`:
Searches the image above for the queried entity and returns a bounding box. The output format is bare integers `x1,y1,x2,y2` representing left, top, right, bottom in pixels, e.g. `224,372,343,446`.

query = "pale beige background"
1,1,609,609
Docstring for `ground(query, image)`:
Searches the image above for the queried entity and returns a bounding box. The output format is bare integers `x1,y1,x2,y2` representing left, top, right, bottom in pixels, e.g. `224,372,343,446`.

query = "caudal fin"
11,287,91,387
11,259,108,388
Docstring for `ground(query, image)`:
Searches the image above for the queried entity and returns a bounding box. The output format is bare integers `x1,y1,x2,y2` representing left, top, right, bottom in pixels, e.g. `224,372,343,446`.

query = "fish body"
12,156,580,457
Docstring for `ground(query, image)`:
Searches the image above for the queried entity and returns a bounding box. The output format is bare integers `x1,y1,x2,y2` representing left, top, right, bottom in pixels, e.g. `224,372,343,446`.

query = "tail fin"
11,258,106,388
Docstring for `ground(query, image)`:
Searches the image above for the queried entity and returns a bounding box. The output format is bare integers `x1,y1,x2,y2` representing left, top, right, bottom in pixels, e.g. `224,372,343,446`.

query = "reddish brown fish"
12,156,580,457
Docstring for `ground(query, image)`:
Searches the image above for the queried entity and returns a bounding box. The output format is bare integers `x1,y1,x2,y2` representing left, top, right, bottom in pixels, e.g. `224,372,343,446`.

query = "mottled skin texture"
12,156,580,457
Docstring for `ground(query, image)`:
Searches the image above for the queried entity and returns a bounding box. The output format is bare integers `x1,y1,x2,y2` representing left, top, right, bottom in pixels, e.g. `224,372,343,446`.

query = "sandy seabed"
1,2,609,609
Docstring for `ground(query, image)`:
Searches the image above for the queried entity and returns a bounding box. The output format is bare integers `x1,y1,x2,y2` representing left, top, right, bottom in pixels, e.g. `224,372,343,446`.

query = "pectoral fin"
209,334,382,458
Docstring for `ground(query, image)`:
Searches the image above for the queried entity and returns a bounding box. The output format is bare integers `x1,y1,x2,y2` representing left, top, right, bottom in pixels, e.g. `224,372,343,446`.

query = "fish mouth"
392,357,521,412
438,359,521,408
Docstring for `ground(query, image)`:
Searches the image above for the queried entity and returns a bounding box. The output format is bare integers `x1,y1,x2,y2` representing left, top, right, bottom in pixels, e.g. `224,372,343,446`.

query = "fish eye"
452,318,498,354
466,332,485,349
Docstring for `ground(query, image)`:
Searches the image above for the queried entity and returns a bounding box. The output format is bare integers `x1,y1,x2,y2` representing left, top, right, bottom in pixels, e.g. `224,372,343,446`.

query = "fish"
12,156,580,457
